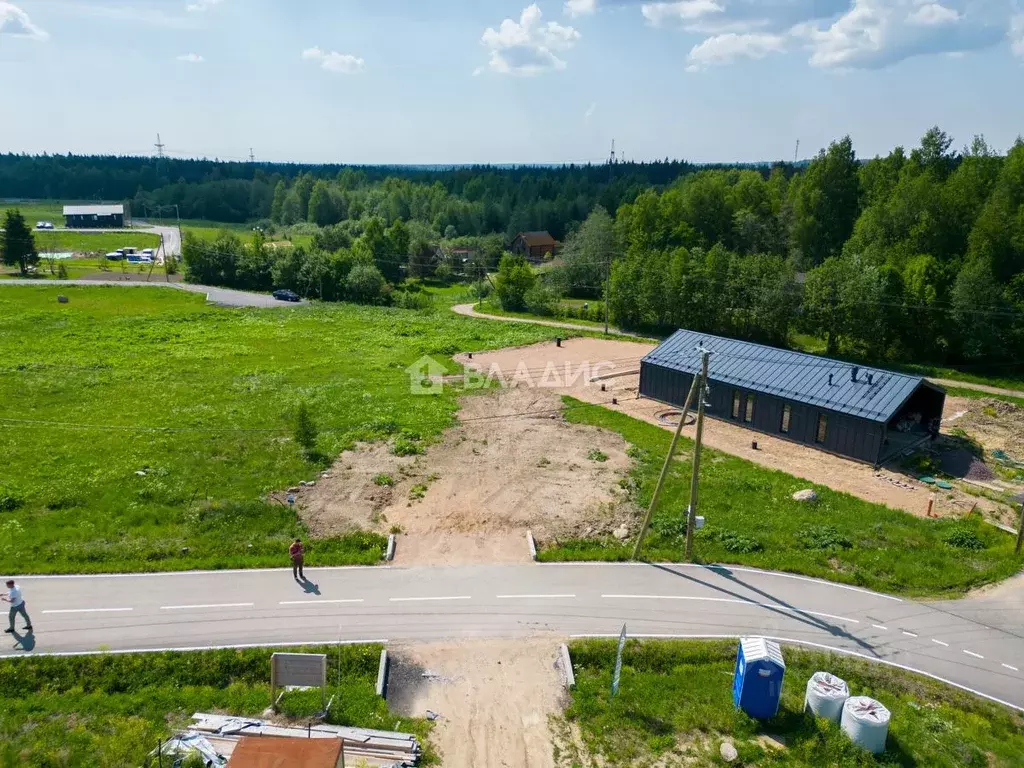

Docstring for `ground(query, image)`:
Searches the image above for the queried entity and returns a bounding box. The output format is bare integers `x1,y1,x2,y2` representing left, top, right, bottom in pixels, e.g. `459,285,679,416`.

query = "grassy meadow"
560,639,1024,768
0,643,436,767
34,230,161,255
539,397,1023,597
0,285,556,573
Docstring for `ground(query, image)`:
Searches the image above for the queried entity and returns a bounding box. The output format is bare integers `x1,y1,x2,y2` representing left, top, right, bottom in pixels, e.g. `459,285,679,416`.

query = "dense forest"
3,128,1022,367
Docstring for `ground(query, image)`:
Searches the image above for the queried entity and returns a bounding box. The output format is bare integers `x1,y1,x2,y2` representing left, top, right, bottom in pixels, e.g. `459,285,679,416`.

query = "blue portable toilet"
733,637,786,719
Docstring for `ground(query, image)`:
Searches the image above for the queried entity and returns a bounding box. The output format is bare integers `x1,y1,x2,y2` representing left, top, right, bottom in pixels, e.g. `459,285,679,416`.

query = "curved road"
6,562,1024,711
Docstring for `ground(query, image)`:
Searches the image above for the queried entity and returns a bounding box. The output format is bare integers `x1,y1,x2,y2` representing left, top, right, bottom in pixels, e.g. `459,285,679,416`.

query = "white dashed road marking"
964,650,985,659
495,594,576,599
160,603,254,610
1003,664,1019,672
872,624,888,630
902,631,918,637
389,596,471,602
932,639,949,647
278,599,364,605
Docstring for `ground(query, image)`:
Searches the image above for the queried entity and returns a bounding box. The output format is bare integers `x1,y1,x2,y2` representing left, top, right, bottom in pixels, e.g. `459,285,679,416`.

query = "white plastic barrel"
803,672,849,723
840,696,890,754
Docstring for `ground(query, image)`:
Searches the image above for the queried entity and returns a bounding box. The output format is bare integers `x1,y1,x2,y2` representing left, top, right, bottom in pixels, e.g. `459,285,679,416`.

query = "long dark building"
640,330,945,466
63,204,126,228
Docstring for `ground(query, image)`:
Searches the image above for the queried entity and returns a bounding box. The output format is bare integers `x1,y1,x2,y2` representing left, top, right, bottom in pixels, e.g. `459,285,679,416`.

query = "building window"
781,404,791,434
745,394,755,423
816,414,827,443
732,391,741,419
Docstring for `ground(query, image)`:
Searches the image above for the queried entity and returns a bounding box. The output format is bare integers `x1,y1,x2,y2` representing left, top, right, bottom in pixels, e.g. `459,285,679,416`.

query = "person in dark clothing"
289,539,305,581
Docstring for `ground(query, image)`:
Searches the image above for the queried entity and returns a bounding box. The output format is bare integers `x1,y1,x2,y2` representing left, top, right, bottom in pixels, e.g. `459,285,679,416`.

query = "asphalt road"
0,279,305,308
5,562,1023,711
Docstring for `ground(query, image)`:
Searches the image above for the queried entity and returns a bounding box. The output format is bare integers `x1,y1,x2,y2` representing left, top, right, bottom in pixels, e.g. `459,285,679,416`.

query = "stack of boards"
188,712,421,766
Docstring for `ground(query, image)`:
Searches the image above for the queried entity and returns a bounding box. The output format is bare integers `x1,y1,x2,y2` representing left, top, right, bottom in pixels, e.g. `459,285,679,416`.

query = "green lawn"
560,639,1024,768
538,398,1023,598
1,201,64,224
0,644,436,767
33,230,161,255
474,298,614,331
0,286,557,573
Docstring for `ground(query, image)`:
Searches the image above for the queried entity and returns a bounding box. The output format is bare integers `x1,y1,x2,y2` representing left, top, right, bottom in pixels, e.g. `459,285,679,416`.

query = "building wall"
65,214,124,229
640,362,885,464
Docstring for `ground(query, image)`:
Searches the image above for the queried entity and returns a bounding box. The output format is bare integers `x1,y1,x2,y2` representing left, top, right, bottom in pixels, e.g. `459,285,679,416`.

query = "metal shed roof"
63,204,124,216
642,329,938,423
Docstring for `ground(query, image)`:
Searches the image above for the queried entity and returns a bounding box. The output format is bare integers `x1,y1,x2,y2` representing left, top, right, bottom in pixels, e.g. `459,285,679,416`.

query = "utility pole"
155,134,166,159
631,374,699,560
684,349,711,562
1016,502,1024,556
794,139,800,165
603,258,611,335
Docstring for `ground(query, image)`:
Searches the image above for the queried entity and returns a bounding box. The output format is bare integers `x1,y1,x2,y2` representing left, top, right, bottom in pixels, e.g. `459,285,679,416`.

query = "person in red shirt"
289,539,305,581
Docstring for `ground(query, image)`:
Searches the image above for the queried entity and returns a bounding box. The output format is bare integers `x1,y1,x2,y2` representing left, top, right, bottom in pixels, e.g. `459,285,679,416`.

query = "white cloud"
584,102,597,120
795,0,1003,70
177,53,204,63
641,0,723,27
302,46,366,74
480,4,581,75
1011,13,1024,58
186,0,222,11
0,1,48,40
565,0,596,17
686,32,786,70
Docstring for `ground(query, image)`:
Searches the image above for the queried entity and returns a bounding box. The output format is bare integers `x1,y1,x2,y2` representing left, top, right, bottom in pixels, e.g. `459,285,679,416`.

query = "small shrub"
797,525,852,550
389,524,403,534
588,449,609,462
409,484,428,500
294,401,318,453
523,285,559,316
703,527,763,553
0,489,23,512
392,436,424,457
373,474,394,487
56,262,69,279
537,456,551,467
945,524,986,550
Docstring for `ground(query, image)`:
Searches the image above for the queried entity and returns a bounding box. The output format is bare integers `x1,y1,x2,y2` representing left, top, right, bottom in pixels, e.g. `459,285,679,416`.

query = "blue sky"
1,0,1022,164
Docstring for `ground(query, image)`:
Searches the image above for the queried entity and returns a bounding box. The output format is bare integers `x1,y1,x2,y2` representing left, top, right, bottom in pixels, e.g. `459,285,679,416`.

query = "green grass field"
0,286,557,573
560,639,1024,767
0,643,436,767
1,201,64,224
538,398,1023,598
33,230,161,255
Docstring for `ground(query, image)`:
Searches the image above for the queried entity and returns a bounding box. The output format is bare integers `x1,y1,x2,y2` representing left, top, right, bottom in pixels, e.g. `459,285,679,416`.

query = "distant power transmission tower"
609,139,616,165
794,139,800,164
249,148,256,163
154,134,166,158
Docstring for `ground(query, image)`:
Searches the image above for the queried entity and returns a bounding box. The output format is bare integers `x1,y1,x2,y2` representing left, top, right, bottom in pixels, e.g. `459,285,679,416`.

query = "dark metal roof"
516,231,557,246
642,329,937,423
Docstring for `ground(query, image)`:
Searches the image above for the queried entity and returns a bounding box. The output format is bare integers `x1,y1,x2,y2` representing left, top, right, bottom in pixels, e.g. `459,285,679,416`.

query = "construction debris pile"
152,713,421,767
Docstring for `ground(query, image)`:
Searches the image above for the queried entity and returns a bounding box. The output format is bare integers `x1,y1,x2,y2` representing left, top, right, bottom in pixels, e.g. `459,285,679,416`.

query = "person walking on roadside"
3,579,32,634
289,539,305,581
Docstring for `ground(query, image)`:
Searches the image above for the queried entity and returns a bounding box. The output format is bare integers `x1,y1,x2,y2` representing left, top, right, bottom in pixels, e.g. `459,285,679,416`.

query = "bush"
524,284,559,316
471,280,492,299
56,262,69,279
0,488,23,512
373,474,394,487
392,290,434,310
587,449,609,462
346,264,387,304
434,262,453,284
294,401,318,453
945,524,986,550
494,253,536,311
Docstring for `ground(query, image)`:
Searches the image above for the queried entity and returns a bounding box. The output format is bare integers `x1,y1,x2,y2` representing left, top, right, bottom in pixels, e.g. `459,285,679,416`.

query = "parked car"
105,251,123,260
35,221,54,230
140,248,155,258
273,289,301,302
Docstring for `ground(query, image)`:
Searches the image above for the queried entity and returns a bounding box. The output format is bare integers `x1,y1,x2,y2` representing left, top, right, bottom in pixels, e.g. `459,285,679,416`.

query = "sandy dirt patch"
295,387,634,565
387,639,565,768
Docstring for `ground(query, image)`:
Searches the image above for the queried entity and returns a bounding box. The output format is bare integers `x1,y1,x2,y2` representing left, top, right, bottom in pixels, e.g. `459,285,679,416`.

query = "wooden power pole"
631,374,699,560
684,349,711,562
1016,502,1024,556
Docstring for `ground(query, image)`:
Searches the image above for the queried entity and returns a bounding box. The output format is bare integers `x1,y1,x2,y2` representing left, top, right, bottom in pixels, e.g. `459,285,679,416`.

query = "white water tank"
803,672,849,723
841,696,890,754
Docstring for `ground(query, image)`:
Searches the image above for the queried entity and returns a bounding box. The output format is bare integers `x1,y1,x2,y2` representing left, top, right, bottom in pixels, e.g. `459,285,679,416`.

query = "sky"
0,0,1022,164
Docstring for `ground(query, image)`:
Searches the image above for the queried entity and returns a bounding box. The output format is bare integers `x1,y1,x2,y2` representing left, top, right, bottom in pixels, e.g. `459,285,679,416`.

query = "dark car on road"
272,289,301,302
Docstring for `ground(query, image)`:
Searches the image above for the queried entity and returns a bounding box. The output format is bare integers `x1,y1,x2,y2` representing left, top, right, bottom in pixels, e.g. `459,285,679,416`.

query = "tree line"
539,128,1024,365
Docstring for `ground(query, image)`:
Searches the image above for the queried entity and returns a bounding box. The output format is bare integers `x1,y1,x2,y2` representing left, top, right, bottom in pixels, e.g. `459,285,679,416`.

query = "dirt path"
294,388,635,565
929,378,1024,400
451,303,639,337
387,639,565,768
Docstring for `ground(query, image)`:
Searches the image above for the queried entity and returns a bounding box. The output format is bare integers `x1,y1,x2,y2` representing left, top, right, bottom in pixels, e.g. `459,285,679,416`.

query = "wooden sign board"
271,653,327,710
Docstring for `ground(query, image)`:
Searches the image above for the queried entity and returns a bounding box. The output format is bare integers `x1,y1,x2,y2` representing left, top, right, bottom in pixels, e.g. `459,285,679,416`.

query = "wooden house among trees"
510,231,560,263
